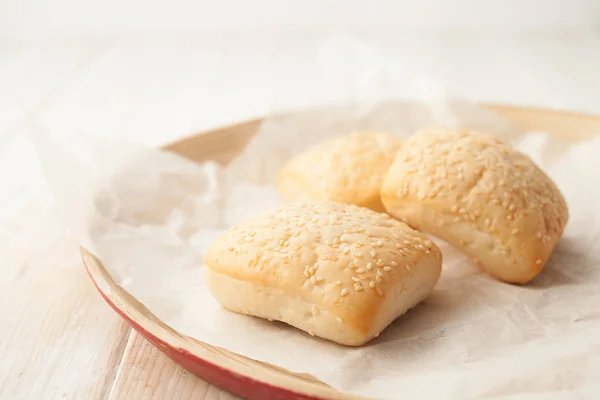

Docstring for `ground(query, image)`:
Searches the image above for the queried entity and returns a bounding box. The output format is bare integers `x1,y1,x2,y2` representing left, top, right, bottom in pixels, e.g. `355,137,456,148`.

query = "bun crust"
277,133,403,211
381,127,568,284
204,201,442,346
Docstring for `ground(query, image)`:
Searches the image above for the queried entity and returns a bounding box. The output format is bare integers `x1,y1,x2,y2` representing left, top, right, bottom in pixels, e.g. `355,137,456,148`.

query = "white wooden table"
1,32,599,399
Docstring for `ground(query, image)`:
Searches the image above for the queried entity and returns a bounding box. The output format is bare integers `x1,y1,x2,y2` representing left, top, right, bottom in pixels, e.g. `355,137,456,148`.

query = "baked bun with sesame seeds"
381,127,569,284
277,132,403,212
204,201,442,346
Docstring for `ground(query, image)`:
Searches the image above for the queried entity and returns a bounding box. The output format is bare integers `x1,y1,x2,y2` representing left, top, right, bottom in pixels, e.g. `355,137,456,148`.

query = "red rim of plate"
81,250,338,400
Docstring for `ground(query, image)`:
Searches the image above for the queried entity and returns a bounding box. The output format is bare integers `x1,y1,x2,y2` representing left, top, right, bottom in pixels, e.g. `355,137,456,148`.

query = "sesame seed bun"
277,132,403,212
204,201,442,346
381,127,569,284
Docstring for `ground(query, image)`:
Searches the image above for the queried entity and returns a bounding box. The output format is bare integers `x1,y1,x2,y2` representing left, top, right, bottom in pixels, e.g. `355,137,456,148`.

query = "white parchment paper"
31,36,600,399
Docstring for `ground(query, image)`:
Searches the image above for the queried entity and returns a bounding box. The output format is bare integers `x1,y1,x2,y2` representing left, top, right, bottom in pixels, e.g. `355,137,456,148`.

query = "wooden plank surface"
0,42,232,400
0,189,231,400
0,188,130,399
108,332,237,400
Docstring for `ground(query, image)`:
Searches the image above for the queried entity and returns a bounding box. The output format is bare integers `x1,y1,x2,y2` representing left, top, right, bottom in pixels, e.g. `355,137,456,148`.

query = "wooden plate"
81,104,599,400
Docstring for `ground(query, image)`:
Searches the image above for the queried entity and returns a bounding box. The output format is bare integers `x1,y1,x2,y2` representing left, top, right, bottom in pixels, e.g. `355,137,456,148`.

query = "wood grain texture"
0,193,131,400
108,331,238,400
0,43,232,400
0,43,137,399
0,44,133,400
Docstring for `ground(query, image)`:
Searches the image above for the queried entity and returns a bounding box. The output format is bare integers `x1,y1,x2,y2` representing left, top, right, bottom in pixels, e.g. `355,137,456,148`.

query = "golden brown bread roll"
277,132,403,211
381,127,568,284
204,201,442,346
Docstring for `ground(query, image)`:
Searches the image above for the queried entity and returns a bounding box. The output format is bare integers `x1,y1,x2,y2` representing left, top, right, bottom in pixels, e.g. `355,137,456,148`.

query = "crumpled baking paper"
31,35,600,399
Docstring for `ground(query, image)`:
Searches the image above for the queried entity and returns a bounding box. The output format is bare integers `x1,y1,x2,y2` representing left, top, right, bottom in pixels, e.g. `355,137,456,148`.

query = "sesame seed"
536,259,542,265
366,262,373,270
351,277,360,283
369,281,375,288
383,266,392,272
376,288,383,296
303,271,310,278
376,275,382,283
370,250,377,257
337,317,344,323
355,284,364,291
356,268,365,274
391,261,398,267
404,265,411,272
543,236,550,243
353,252,363,258
342,248,350,255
